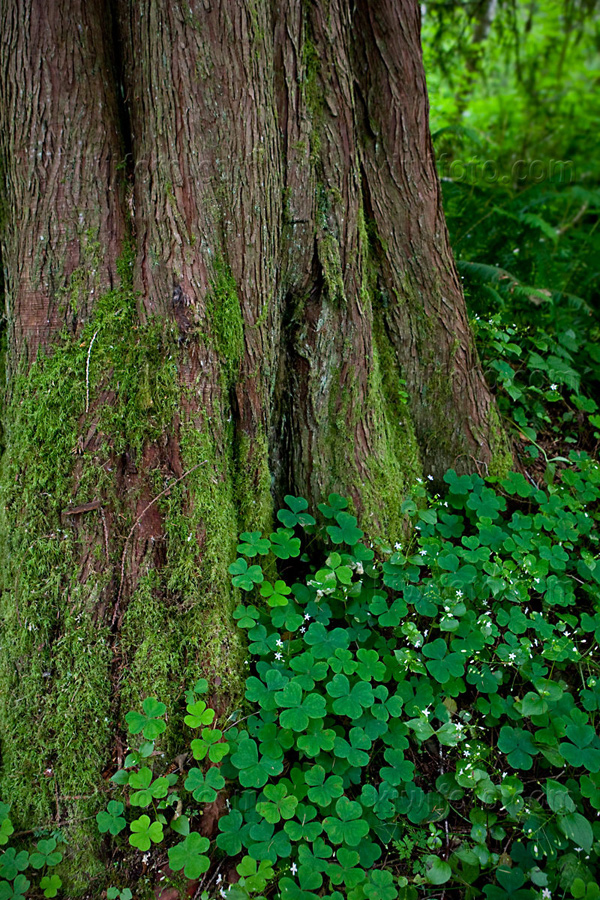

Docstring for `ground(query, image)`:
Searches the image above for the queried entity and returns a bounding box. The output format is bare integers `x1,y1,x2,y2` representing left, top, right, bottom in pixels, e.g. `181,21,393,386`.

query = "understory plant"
81,459,600,899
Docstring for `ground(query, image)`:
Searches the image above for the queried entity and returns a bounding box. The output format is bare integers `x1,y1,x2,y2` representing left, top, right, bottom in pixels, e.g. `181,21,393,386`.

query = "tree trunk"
0,0,510,889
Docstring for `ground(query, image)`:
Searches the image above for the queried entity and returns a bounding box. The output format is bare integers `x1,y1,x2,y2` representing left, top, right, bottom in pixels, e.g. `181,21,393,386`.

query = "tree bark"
0,0,510,890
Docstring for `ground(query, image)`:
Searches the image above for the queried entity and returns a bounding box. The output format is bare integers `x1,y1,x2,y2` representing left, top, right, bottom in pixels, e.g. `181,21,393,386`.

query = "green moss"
207,259,244,378
0,241,254,893
318,232,346,304
486,403,513,479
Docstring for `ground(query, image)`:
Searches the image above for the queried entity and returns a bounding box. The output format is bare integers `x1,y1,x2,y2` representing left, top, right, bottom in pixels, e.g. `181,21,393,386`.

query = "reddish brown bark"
0,0,510,888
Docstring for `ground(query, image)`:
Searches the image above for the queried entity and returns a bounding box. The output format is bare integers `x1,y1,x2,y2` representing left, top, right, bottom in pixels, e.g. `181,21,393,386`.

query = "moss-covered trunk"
0,0,510,890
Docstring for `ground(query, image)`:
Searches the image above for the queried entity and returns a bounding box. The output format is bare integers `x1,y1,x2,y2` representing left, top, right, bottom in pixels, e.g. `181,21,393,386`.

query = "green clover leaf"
125,697,167,740
184,698,216,728
261,580,291,607
364,869,398,900
190,728,229,762
497,726,539,770
275,681,327,731
233,603,261,628
0,874,29,900
323,796,369,846
269,529,301,560
216,810,245,855
318,493,349,519
230,737,284,788
305,765,344,806
326,674,374,718
326,512,363,546
277,496,316,528
129,768,169,807
284,803,323,841
40,875,62,899
256,783,298,823
129,815,164,851
184,766,225,802
229,557,264,590
0,849,29,881
327,848,365,888
237,531,271,557
29,839,62,869
297,720,336,757
96,800,127,835
167,832,210,879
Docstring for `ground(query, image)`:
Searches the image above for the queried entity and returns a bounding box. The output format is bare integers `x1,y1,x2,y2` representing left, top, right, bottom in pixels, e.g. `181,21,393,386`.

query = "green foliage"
91,472,600,898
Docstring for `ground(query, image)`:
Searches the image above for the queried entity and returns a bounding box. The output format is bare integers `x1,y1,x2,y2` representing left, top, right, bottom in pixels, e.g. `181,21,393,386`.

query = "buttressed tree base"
0,0,510,887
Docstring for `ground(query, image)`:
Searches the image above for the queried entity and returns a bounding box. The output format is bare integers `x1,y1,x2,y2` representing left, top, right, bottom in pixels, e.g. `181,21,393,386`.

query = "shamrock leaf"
277,496,316,528
0,806,13,847
327,847,365,888
184,699,215,728
260,580,291,607
0,875,29,900
0,849,29,881
129,815,164,851
190,728,229,763
129,768,169,807
184,766,225,803
125,697,167,740
275,681,327,731
318,493,349,519
230,737,284,788
96,800,127,835
233,603,261,629
216,810,246,855
297,720,336,757
256,784,298,823
40,875,62,899
237,531,271,557
304,624,349,659
284,803,323,841
323,796,369,846
326,674,374,718
305,765,344,806
326,512,363,546
229,557,264,590
167,832,210,879
29,839,62,869
269,529,301,560
364,869,398,900
497,726,539,770
237,856,275,892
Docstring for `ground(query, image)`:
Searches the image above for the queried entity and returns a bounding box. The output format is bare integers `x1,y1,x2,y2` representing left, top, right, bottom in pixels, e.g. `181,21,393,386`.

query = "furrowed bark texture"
0,0,510,890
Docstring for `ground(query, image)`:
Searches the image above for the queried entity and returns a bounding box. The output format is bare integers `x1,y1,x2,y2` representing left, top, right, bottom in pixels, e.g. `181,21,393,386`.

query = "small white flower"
275,652,283,660
217,875,222,884
290,863,298,875
394,542,402,550
142,852,150,863
300,627,306,633
550,383,558,391
276,639,284,647
456,590,463,598
304,613,311,620
508,653,516,661
419,549,427,556
427,475,434,481
220,890,227,898
541,890,551,899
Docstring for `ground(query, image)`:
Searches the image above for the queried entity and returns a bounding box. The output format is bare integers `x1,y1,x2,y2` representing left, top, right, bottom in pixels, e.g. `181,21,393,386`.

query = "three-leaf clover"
125,697,167,740
184,766,225,802
230,738,284,788
305,766,344,806
40,875,62,899
275,681,327,731
0,874,29,900
323,796,369,846
167,832,210,879
277,496,316,528
184,699,216,729
0,849,29,881
129,768,169,807
326,512,363,546
256,784,298,823
29,839,62,869
129,815,164,851
229,557,264,590
191,728,229,762
237,531,271,556
269,529,301,560
96,800,127,835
